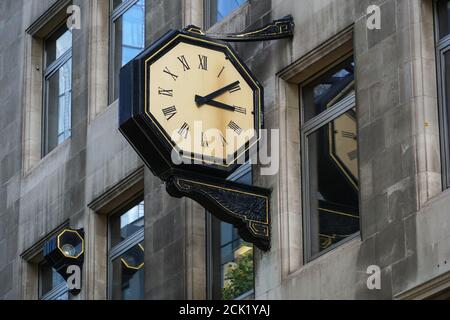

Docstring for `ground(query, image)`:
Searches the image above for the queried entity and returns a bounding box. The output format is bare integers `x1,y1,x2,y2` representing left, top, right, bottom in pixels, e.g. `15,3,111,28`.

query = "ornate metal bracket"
166,175,271,251
184,15,294,42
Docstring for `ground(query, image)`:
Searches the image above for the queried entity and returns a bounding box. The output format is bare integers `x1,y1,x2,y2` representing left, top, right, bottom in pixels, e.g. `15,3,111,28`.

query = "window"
300,57,360,261
108,200,145,300
436,0,450,188
110,0,146,102
204,0,247,28
42,24,72,156
39,260,68,300
207,166,254,300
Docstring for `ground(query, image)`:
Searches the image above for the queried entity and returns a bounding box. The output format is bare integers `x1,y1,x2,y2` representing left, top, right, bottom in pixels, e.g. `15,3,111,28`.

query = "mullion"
44,49,72,79
302,93,356,136
109,229,144,260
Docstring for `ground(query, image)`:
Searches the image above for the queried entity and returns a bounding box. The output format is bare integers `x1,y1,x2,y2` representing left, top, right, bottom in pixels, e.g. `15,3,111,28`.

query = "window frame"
41,23,73,157
107,197,145,300
434,0,450,189
206,162,255,300
109,0,145,103
300,55,361,263
38,260,68,300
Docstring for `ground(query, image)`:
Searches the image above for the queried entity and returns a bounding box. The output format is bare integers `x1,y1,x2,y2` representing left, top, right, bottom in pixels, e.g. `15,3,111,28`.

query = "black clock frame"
119,28,271,251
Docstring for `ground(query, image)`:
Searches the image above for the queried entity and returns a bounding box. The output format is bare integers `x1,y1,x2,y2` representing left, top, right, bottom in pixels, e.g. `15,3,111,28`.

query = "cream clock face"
147,41,257,164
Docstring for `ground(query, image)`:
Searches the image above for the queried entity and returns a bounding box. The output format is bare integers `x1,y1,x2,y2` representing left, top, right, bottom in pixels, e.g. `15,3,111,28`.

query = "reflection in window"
220,224,254,300
39,261,68,300
111,0,146,101
302,59,355,122
43,25,72,156
301,58,360,259
209,168,254,300
109,200,145,300
110,200,144,247
111,242,145,300
205,0,247,27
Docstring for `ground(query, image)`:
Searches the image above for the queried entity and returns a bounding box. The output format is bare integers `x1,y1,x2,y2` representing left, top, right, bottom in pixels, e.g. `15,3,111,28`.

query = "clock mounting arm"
184,15,294,42
165,173,271,252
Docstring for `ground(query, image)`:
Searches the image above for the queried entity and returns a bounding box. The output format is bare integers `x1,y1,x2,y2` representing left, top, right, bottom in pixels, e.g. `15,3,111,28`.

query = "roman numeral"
217,66,225,78
234,106,247,114
347,149,358,161
158,87,173,97
163,67,178,81
219,133,228,146
342,131,356,139
162,106,177,120
229,83,241,93
228,120,242,135
201,132,209,147
198,55,208,70
177,55,190,71
178,122,190,139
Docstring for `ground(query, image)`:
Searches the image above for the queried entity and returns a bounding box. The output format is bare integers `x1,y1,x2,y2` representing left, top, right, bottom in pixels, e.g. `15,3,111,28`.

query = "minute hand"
195,81,240,105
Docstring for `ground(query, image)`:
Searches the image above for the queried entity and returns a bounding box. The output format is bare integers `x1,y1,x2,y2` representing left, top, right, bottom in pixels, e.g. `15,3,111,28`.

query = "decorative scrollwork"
184,15,294,42
166,176,271,251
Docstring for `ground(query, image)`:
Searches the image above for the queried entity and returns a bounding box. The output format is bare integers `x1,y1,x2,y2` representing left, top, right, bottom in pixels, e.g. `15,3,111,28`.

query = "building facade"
1,0,450,300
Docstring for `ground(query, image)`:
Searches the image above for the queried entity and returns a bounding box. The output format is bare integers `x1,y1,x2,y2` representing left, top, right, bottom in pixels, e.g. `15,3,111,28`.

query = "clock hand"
201,99,236,112
195,81,240,105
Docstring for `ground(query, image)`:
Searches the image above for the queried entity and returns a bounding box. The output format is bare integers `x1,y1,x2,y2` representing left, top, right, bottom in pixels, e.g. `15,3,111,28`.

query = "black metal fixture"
43,228,84,295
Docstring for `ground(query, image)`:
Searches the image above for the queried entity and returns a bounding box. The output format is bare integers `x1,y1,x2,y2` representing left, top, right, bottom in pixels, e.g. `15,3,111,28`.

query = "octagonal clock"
119,28,270,251
120,28,263,180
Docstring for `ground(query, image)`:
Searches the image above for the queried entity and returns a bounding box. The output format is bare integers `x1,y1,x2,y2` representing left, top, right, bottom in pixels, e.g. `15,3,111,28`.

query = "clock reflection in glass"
149,42,256,164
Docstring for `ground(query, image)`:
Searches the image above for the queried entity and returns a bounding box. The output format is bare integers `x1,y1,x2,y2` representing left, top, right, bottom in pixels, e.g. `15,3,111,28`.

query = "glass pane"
111,242,145,300
112,0,125,11
112,0,145,100
437,0,450,40
220,240,254,300
45,26,72,66
217,170,254,300
110,201,144,247
39,261,66,297
45,58,72,154
307,109,360,257
302,58,354,122
209,0,247,26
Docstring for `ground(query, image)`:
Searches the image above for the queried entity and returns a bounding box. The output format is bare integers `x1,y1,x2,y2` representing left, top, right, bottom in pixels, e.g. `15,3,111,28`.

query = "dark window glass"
45,59,72,152
302,58,355,122
301,57,359,260
111,0,145,101
45,27,72,67
109,200,145,300
437,0,450,40
111,241,145,300
43,25,72,156
39,261,68,300
209,169,254,300
306,109,359,256
206,0,247,27
112,0,125,10
436,1,450,188
110,201,144,247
